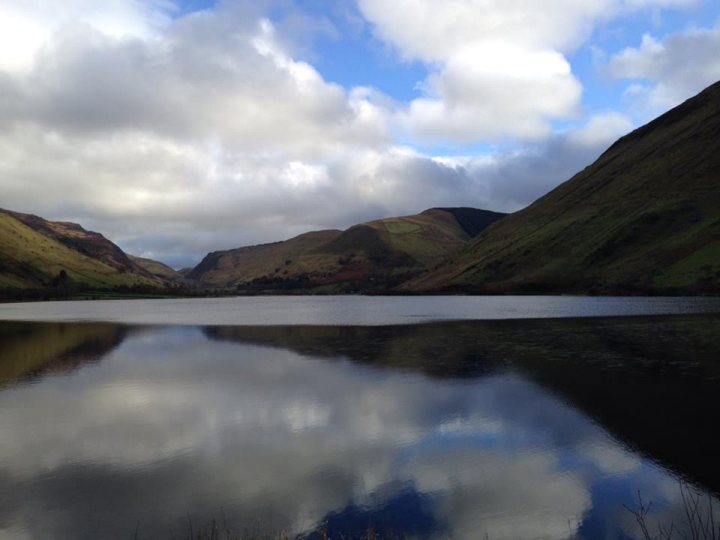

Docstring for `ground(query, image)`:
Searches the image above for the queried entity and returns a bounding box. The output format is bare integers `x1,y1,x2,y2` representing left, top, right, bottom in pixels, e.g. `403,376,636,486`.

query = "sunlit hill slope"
0,209,161,290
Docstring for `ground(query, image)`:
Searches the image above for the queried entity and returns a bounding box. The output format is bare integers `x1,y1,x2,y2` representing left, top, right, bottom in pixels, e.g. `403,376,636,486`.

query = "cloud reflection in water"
0,321,717,540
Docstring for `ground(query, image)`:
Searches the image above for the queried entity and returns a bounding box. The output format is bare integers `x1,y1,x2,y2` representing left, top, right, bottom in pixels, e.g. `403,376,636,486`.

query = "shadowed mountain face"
0,209,162,290
407,81,720,294
187,207,506,292
206,315,720,497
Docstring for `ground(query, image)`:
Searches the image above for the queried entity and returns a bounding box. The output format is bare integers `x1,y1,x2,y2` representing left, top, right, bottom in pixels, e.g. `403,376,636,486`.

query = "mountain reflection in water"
0,315,719,540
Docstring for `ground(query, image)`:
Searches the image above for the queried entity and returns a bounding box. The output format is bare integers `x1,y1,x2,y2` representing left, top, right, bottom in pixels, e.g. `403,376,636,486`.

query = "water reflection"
0,316,719,539
0,322,129,386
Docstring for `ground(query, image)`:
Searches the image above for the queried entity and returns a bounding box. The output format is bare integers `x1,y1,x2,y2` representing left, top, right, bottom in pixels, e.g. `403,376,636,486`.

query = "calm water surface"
1,298,719,539
1,295,720,325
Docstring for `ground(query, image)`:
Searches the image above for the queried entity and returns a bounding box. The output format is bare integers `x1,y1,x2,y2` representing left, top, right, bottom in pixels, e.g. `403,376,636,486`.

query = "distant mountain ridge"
405,81,720,294
0,205,506,296
188,207,506,292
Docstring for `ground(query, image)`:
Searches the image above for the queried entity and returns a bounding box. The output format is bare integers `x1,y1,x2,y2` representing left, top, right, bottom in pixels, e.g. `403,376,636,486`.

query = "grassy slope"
186,229,343,287
130,255,182,280
343,208,480,267
408,81,720,294
0,213,157,289
188,208,506,289
2,209,145,273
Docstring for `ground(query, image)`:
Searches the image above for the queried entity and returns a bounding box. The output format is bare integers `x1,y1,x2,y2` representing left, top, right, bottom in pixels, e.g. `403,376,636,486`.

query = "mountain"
0,209,162,291
406,81,720,294
129,255,183,281
188,207,506,292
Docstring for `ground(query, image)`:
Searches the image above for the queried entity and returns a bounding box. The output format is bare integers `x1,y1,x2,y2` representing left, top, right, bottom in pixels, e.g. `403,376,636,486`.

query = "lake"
1,297,720,539
2,295,720,325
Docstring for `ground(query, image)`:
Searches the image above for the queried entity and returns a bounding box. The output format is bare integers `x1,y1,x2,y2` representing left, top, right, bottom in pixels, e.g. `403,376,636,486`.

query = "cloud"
430,112,633,212
401,44,582,141
568,111,634,147
0,2,394,265
0,0,173,72
2,13,387,153
610,23,720,108
356,0,698,64
0,113,629,267
0,0,673,267
357,0,690,143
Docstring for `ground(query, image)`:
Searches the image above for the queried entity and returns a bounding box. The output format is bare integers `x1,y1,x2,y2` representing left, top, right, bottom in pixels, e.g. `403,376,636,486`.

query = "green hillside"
3,209,144,273
0,210,161,291
187,229,342,287
407,81,720,294
130,255,182,281
188,207,506,292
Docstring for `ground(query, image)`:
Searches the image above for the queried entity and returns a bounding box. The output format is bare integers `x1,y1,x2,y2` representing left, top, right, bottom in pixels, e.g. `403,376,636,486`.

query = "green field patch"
654,241,720,287
384,220,422,235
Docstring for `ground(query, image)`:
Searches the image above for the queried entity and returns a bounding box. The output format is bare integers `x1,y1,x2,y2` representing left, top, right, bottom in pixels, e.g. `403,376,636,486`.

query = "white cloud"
1,14,387,155
0,2,399,264
0,0,681,266
0,111,629,267
357,0,607,63
569,111,634,147
610,23,720,108
0,0,173,72
402,44,582,141
357,0,692,143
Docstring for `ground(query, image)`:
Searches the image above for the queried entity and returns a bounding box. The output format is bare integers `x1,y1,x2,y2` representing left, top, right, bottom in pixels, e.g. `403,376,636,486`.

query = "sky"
0,0,719,267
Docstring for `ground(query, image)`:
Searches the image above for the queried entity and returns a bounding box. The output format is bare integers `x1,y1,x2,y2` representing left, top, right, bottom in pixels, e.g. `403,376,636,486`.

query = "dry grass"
625,482,720,540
